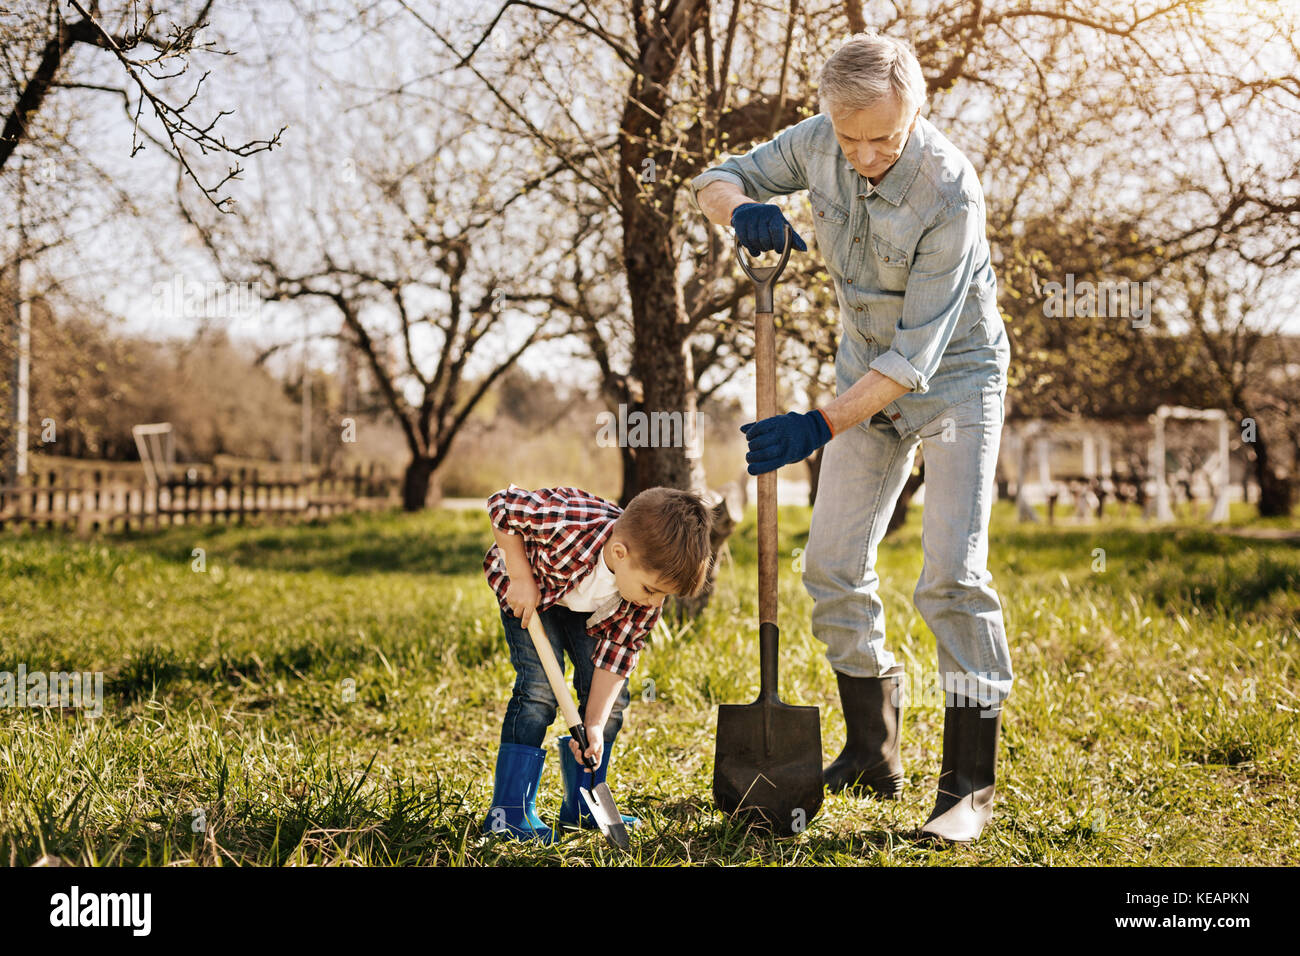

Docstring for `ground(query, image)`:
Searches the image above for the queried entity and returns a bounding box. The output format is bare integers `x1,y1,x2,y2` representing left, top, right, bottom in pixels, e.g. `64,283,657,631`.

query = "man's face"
828,94,919,181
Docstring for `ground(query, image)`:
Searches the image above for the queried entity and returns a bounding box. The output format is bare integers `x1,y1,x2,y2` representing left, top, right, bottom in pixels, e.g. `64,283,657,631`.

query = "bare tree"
1178,262,1296,516
1,0,284,210
174,65,587,509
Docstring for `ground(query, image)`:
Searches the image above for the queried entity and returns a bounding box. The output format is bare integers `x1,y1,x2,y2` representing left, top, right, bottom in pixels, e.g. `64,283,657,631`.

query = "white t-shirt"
559,548,621,619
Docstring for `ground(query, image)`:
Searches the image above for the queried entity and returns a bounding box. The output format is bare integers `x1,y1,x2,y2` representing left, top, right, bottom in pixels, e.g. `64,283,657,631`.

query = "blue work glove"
730,203,808,256
740,410,834,475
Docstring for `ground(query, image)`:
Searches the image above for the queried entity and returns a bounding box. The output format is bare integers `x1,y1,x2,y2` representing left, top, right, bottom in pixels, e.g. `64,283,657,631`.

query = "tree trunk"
1232,394,1294,518
617,443,638,509
617,1,730,617
617,8,704,498
401,456,436,512
626,247,694,493
667,479,746,624
1250,427,1294,517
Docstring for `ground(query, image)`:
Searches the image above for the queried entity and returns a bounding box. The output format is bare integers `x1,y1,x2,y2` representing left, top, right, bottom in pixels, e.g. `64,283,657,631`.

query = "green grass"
1,500,1297,865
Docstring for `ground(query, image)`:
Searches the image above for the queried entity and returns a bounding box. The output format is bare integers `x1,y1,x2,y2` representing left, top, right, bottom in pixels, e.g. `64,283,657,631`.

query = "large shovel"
712,225,824,836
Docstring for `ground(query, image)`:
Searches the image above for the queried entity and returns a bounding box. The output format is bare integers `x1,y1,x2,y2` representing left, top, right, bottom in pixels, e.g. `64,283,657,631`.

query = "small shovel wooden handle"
524,611,631,850
525,613,598,773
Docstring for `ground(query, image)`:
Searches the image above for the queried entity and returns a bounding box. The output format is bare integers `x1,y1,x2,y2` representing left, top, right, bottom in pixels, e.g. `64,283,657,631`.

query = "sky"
7,0,1299,420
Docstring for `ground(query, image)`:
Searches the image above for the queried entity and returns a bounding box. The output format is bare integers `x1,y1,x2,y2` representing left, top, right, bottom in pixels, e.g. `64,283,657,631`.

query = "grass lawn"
1,498,1297,866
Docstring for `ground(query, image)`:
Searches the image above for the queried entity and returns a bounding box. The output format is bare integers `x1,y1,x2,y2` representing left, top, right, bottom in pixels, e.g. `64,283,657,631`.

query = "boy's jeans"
803,377,1014,709
499,604,631,748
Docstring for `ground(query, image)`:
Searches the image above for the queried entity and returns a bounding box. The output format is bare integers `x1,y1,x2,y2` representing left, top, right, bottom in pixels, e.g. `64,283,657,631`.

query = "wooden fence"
0,463,402,535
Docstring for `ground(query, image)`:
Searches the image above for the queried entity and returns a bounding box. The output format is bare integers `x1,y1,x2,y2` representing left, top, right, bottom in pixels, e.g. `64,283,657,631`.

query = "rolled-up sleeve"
689,118,811,213
869,199,982,394
588,605,661,678
486,484,568,546
591,635,641,679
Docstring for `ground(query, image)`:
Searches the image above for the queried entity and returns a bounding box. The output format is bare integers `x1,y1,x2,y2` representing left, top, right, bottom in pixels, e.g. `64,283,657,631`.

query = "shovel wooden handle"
756,293,780,701
735,226,793,701
525,612,598,772
524,611,631,850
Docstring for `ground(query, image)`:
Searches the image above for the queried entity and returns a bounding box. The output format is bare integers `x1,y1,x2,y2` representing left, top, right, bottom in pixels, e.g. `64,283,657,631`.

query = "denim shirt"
690,112,1010,436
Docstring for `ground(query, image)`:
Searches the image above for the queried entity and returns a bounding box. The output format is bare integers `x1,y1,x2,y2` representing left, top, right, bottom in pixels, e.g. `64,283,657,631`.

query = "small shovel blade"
580,783,631,850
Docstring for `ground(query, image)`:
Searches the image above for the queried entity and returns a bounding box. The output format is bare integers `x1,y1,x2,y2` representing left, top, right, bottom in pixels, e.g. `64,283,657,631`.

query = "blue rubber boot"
481,742,556,844
556,735,639,831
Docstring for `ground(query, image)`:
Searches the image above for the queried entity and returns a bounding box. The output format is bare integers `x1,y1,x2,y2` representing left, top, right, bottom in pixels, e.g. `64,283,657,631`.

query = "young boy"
481,483,713,843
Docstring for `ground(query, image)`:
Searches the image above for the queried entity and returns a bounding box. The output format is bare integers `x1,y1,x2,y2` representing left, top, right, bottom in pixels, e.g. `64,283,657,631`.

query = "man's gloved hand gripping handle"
740,409,835,475
731,202,809,256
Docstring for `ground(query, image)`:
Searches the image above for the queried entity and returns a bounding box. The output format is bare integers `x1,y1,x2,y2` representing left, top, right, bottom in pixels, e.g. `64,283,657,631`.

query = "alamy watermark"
1040,273,1152,329
595,404,710,459
151,276,263,321
888,669,1007,717
49,886,150,935
1,665,104,717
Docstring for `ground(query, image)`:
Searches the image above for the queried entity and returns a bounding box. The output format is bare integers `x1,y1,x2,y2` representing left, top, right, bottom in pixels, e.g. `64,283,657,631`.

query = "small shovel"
524,613,631,851
712,225,824,836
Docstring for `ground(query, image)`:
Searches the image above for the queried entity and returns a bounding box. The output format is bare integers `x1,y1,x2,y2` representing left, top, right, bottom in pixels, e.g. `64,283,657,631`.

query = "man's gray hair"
818,32,928,116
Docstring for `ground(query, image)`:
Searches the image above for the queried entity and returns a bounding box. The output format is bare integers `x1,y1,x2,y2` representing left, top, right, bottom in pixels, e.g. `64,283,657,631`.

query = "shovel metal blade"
713,698,823,836
580,783,631,851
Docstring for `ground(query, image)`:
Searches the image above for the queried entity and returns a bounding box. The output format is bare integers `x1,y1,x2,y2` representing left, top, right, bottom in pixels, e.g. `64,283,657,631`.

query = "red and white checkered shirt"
483,484,662,678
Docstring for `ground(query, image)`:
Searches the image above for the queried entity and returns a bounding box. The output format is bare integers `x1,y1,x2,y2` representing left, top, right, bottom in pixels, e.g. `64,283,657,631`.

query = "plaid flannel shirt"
483,484,662,678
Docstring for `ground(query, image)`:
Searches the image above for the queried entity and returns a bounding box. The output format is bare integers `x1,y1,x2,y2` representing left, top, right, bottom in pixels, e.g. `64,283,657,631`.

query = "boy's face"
604,538,675,608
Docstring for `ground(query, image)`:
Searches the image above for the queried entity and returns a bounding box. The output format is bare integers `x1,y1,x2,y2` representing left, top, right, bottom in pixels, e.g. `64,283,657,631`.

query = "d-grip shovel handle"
735,225,794,703
525,613,599,774
734,225,794,315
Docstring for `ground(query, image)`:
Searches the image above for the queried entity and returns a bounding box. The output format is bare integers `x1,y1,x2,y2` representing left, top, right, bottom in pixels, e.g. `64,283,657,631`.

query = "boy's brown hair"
614,486,714,598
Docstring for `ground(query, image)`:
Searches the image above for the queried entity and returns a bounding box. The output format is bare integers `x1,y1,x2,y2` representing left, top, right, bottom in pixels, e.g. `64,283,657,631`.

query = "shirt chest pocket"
809,187,849,246
871,234,910,292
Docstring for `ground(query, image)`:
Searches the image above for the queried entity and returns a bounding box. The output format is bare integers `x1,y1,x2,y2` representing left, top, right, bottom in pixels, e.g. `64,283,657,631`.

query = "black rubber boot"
823,665,905,799
918,698,1002,843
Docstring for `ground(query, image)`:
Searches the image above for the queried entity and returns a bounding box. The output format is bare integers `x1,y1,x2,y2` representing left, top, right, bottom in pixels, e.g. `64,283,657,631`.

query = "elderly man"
690,32,1013,843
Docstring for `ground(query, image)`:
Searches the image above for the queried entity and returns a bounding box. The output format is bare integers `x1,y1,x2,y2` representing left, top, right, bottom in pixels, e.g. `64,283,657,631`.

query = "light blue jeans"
803,377,1014,708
